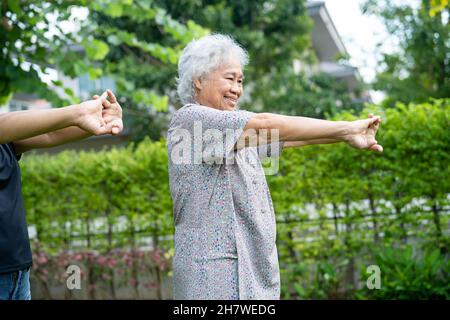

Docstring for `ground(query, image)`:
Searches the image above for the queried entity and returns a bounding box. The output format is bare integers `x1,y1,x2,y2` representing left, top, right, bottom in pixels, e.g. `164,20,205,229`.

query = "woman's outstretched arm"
0,92,112,145
284,138,340,148
11,90,123,154
283,114,381,150
239,113,382,152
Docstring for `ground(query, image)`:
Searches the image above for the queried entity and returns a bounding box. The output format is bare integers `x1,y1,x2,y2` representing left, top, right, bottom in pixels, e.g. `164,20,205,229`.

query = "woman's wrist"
67,103,83,128
335,121,353,142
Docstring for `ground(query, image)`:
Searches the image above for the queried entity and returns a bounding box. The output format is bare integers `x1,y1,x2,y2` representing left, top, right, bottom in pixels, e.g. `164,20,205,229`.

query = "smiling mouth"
224,97,238,105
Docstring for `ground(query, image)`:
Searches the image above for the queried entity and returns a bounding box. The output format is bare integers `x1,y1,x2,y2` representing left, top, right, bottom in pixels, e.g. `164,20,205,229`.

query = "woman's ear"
194,78,203,91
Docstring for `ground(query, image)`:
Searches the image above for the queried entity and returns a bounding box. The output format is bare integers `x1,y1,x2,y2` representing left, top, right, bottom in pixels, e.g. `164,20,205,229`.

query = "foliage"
270,99,449,298
253,69,364,118
83,0,363,141
32,241,171,299
356,245,449,299
2,0,363,141
429,0,449,16
0,0,207,107
363,0,450,107
160,0,364,117
21,99,450,299
22,139,173,252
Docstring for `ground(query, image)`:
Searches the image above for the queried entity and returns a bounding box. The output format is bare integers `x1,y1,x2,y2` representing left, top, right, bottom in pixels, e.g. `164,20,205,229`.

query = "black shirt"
0,143,32,274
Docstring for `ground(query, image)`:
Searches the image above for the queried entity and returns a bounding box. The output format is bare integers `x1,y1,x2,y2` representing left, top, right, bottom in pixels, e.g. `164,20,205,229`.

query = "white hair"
176,34,249,105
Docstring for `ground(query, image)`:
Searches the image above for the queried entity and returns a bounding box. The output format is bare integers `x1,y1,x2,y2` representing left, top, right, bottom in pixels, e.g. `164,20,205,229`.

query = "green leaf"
107,3,123,18
107,34,121,46
88,67,103,80
0,92,13,105
73,61,88,76
83,39,110,61
150,93,169,112
7,0,20,14
51,80,63,87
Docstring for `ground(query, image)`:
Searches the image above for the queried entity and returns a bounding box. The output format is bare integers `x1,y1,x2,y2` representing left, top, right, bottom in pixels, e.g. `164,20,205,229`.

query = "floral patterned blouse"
167,103,283,299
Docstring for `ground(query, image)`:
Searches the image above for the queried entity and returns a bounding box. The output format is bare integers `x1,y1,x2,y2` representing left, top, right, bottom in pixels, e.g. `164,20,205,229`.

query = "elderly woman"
167,34,382,300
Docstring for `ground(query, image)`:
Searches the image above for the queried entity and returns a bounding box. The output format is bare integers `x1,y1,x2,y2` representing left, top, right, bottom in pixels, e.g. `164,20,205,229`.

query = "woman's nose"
230,82,241,95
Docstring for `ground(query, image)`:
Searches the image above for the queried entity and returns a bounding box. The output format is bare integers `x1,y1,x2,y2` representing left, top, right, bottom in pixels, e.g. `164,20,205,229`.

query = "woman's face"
194,59,244,111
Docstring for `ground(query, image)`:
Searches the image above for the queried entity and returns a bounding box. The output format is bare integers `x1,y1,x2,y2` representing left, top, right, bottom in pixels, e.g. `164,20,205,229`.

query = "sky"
321,0,390,83
320,0,420,102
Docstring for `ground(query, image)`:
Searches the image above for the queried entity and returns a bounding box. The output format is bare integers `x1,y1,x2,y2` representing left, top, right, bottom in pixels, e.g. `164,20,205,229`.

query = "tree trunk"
129,219,140,299
332,203,339,236
368,192,379,244
107,219,116,299
431,198,446,254
152,221,163,300
85,216,96,300
395,205,408,245
344,199,356,297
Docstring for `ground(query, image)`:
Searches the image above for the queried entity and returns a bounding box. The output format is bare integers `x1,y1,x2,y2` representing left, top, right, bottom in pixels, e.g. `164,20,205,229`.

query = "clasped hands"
344,113,383,152
76,89,123,136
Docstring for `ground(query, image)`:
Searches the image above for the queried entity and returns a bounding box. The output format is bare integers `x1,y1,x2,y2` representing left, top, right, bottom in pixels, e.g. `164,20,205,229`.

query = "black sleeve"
8,143,22,161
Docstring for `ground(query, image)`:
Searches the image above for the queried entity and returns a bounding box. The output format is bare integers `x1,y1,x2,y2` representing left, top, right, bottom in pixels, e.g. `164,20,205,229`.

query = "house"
305,1,364,96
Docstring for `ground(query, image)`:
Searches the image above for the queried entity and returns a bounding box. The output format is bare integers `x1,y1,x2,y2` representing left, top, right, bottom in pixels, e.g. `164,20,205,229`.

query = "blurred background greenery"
1,0,449,299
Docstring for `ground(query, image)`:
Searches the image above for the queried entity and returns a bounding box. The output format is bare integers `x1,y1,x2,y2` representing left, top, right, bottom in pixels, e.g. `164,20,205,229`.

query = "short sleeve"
171,104,255,164
8,143,22,161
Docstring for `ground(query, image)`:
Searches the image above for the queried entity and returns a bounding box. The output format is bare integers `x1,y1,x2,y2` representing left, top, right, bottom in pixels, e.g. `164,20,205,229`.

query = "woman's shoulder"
175,103,204,114
173,103,218,120
170,103,203,128
177,103,252,114
171,103,253,125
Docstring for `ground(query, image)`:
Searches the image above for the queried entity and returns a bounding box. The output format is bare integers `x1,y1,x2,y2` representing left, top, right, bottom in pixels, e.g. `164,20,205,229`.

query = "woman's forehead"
217,64,244,78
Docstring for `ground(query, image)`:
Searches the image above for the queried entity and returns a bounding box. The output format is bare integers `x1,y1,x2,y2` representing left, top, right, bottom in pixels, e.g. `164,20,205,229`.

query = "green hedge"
270,99,450,299
22,139,173,252
21,99,450,299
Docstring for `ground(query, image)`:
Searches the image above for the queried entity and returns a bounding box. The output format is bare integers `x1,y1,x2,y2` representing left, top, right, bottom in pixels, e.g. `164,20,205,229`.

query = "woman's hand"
75,92,113,135
344,113,383,152
93,89,123,135
76,89,123,136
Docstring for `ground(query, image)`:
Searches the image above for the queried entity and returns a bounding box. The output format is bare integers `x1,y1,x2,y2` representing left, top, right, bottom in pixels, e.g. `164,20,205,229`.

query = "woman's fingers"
96,120,122,136
368,115,380,125
346,115,383,152
109,119,123,135
102,99,112,108
90,90,122,135
367,136,377,146
101,110,123,134
369,144,383,152
368,113,381,127
107,89,117,104
93,90,119,110
100,91,108,103
366,114,381,138
91,91,110,107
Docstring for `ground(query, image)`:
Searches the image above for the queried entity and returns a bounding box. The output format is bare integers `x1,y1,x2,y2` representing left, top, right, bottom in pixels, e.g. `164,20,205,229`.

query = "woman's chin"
224,102,237,110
